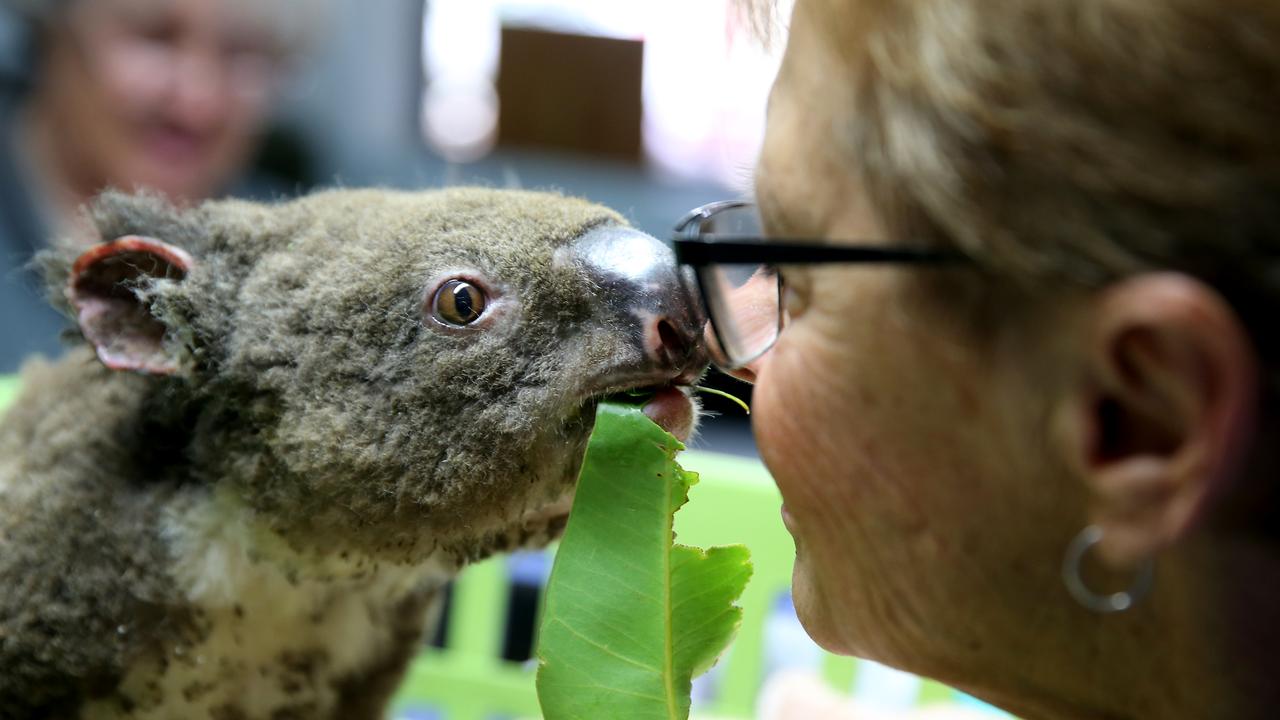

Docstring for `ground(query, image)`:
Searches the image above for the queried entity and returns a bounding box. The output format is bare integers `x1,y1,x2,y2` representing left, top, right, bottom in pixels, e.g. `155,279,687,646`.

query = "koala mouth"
516,385,693,538
507,384,697,551
603,385,697,443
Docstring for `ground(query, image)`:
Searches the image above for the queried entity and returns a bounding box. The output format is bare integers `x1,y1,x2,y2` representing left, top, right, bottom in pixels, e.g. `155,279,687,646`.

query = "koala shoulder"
0,482,186,719
0,353,189,719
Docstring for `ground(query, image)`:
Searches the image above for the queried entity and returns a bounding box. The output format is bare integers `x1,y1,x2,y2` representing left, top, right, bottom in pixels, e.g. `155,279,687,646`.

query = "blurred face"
33,0,285,202
750,0,1082,672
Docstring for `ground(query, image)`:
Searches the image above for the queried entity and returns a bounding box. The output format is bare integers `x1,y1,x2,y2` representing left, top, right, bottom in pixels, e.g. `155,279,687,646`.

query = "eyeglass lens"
689,203,782,368
699,264,781,367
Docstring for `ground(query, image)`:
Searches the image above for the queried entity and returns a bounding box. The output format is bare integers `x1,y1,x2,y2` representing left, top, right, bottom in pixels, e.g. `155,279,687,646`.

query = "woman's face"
35,0,284,202
751,0,1083,671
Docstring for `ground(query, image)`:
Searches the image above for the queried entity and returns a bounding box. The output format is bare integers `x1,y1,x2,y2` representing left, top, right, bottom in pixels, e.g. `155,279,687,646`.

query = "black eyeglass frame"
673,237,969,266
671,200,970,369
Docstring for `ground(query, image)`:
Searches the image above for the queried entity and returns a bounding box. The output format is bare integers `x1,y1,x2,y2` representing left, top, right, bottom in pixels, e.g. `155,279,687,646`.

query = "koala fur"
0,188,705,719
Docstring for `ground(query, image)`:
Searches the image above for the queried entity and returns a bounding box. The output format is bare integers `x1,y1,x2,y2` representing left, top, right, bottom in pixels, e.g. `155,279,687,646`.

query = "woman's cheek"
754,316,850,485
751,335,813,502
751,331,858,653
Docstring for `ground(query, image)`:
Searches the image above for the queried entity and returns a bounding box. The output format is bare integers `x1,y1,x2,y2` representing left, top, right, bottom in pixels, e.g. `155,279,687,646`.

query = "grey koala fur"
0,187,705,719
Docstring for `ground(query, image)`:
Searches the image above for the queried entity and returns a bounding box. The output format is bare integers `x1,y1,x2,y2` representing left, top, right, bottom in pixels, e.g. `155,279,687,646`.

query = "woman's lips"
641,386,695,442
781,504,803,551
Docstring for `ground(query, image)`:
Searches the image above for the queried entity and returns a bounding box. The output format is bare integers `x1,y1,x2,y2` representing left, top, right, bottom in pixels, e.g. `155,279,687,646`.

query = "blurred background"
0,0,769,455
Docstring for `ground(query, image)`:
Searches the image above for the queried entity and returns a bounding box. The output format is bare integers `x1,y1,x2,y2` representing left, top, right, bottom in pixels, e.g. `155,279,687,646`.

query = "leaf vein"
547,617,663,674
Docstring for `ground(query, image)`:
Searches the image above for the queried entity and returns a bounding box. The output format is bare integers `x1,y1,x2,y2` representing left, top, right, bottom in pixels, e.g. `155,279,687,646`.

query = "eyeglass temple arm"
672,237,969,265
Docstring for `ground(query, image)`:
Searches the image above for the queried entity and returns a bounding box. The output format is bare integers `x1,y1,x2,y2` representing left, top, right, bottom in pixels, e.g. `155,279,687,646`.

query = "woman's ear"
1063,273,1259,568
67,236,194,375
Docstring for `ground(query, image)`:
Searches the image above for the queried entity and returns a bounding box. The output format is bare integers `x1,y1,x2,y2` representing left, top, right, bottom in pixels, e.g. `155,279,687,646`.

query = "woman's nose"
169,51,229,130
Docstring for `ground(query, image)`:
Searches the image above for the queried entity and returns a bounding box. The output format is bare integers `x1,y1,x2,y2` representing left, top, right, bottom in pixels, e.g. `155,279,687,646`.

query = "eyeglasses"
672,200,968,371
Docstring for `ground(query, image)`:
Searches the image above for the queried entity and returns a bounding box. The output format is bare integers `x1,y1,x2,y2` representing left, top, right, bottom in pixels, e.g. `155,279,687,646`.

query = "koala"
0,188,707,719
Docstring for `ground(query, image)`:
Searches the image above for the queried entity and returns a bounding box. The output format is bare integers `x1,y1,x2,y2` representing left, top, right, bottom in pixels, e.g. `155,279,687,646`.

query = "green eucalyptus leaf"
536,403,753,720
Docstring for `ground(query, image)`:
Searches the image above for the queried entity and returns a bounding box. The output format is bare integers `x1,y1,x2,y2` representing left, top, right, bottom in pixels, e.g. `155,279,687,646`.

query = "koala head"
53,188,708,562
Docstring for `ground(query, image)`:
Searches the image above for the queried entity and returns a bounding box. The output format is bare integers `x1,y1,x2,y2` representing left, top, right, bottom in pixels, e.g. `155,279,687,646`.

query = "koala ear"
67,236,194,375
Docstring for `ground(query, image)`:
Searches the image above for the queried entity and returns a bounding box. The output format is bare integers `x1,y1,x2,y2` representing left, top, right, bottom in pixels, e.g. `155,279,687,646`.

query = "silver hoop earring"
1061,525,1154,613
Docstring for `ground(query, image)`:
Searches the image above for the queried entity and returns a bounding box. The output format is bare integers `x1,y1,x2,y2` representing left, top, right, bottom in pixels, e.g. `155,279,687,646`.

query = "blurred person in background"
0,0,321,371
672,0,1280,717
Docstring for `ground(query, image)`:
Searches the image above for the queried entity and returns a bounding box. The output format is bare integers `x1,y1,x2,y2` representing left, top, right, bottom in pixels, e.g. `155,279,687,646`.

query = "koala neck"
161,484,460,610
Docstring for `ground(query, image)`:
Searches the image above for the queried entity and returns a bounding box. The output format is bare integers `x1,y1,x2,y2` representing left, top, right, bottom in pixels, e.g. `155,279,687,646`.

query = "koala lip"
586,357,706,440
596,382,697,442
640,386,696,442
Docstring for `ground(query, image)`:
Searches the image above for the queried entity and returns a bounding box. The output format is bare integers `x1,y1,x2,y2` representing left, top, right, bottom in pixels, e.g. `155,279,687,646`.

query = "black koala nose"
567,225,709,379
652,316,699,371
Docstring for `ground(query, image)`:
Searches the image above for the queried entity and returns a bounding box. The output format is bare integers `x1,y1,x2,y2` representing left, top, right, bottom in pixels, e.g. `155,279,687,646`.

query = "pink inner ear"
67,236,194,375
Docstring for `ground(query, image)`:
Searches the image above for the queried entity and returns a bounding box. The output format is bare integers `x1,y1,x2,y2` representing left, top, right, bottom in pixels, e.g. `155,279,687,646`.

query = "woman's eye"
779,268,807,323
432,280,487,326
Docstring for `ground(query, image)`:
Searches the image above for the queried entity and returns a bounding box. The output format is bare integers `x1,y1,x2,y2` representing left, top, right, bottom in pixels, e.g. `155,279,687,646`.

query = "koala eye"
432,279,487,326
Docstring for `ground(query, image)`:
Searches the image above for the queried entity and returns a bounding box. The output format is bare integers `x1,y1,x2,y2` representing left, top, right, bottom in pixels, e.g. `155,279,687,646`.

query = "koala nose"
568,224,708,379
653,316,697,370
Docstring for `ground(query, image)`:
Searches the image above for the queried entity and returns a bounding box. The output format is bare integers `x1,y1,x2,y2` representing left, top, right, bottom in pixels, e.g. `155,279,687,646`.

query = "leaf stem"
693,386,751,415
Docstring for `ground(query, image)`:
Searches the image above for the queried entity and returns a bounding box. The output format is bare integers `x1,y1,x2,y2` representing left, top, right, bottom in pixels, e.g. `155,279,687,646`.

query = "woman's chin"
789,555,852,656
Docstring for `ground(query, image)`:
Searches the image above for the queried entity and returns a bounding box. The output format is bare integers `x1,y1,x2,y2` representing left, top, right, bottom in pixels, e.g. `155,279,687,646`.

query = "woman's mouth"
781,503,797,532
